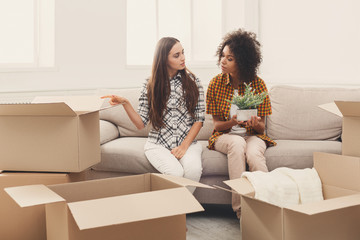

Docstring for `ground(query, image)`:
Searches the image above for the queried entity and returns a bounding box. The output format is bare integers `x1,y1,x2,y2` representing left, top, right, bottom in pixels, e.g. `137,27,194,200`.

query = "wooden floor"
186,204,241,240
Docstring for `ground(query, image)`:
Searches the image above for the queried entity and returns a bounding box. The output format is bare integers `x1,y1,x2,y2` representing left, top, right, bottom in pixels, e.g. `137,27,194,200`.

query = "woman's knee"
184,165,202,181
246,150,267,172
226,135,246,151
165,166,184,177
182,159,202,181
246,149,264,161
181,143,203,180
216,134,245,149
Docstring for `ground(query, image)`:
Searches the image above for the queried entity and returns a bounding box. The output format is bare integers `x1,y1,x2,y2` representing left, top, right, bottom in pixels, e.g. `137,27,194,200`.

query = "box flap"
4,184,65,207
223,178,255,196
314,152,360,191
318,102,342,117
284,193,360,215
0,103,76,116
67,187,204,230
322,184,359,199
152,173,214,189
335,101,360,117
33,96,105,113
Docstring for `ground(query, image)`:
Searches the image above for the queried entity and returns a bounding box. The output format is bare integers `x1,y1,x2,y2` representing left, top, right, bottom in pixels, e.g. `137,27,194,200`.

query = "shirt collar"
225,73,231,85
170,71,182,81
225,74,247,88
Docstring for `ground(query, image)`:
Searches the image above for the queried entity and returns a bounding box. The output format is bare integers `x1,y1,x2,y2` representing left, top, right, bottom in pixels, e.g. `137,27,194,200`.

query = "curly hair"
216,29,262,83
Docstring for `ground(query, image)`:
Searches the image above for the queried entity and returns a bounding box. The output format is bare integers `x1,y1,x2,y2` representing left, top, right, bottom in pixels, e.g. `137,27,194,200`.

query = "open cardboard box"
0,170,86,240
5,173,213,240
319,100,360,157
0,96,111,172
224,152,360,240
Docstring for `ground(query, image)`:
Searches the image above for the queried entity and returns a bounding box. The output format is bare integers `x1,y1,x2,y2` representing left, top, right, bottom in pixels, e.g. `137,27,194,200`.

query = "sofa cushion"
199,141,228,176
196,113,213,141
98,88,151,137
95,137,158,174
267,85,360,140
95,138,229,176
100,120,120,145
265,140,342,171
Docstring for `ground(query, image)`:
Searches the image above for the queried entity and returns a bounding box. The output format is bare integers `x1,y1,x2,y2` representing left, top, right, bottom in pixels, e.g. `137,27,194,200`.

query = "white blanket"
241,167,323,207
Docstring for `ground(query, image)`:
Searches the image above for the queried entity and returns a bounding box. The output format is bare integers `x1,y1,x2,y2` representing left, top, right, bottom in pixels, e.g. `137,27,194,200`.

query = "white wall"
259,0,360,87
0,0,359,95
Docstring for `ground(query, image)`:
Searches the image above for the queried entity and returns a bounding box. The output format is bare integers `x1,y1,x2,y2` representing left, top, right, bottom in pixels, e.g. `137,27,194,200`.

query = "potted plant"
226,83,268,121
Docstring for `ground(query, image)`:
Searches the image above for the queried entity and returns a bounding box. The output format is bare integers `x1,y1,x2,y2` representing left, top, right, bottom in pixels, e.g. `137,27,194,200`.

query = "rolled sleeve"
206,78,221,116
255,78,272,117
194,78,205,122
137,81,150,126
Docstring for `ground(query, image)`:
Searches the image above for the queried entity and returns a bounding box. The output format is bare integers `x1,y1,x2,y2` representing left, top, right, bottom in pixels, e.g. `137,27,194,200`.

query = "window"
126,0,258,66
0,0,55,70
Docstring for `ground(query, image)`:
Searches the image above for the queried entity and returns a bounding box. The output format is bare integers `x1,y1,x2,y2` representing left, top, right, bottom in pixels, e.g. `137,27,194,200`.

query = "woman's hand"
230,114,238,125
232,114,247,127
101,95,128,105
171,145,188,160
245,116,261,128
245,115,265,134
101,94,145,130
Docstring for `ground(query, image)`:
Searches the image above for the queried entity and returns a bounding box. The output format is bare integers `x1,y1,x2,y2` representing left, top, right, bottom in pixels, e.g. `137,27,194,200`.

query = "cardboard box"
319,101,360,157
224,152,360,240
0,171,85,240
5,173,213,240
0,96,107,172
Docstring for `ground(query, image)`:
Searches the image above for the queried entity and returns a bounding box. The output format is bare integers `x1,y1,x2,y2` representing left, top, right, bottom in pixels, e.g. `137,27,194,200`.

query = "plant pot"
236,109,258,121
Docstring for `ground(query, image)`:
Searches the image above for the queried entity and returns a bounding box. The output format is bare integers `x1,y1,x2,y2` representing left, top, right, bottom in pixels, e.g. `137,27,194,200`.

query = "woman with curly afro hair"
206,29,276,218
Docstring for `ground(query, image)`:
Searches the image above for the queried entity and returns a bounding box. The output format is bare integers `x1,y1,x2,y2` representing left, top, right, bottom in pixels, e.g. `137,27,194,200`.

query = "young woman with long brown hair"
102,37,205,191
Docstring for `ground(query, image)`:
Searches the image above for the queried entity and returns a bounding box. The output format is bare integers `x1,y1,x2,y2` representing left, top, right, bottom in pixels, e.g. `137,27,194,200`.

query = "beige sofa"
91,85,360,205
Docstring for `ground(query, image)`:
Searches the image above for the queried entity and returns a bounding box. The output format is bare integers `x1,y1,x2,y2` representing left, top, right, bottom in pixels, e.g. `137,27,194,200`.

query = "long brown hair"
147,37,199,130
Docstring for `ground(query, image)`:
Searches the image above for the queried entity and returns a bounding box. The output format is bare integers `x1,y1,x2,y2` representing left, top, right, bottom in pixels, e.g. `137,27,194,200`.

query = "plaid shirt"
206,73,276,149
138,72,205,150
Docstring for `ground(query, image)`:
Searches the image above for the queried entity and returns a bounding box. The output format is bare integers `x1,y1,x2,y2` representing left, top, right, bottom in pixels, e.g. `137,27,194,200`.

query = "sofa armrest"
100,119,120,145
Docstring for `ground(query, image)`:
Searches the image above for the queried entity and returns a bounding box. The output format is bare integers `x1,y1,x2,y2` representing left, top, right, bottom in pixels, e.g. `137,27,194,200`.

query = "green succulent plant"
226,83,268,109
